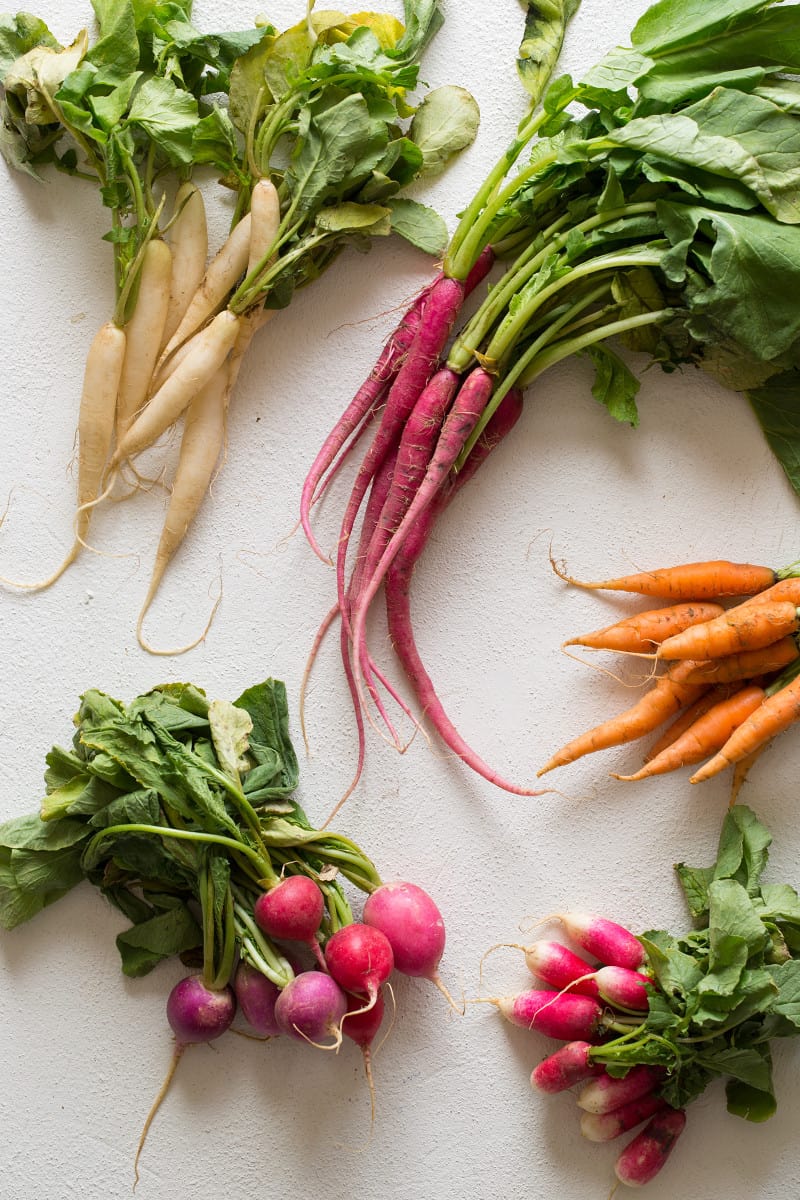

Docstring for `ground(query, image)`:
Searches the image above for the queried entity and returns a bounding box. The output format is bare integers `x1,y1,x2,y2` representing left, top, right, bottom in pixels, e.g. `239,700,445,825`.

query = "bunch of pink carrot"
539,555,800,792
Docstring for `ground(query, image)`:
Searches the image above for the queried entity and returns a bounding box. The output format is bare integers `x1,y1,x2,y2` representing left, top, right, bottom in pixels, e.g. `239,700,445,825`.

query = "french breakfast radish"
593,965,651,1011
530,1041,605,1093
490,989,606,1040
580,1095,668,1142
577,1065,665,1114
510,939,600,996
614,1107,687,1187
540,913,646,971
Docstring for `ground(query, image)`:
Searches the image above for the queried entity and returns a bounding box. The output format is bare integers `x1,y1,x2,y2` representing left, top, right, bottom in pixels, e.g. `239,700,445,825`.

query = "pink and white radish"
593,965,651,1012
490,988,606,1041
538,912,646,971
510,939,600,997
577,1065,665,1114
614,1107,687,1187
530,1041,605,1094
580,1094,669,1142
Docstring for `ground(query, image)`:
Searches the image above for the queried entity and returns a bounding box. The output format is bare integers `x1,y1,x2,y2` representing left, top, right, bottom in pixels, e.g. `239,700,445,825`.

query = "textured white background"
1,2,800,1198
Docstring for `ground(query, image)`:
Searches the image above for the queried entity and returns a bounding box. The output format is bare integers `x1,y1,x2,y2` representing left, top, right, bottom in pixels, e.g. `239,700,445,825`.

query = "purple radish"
253,875,326,968
530,1041,605,1093
274,970,348,1048
489,988,605,1041
135,975,236,1184
594,965,651,1012
343,986,388,1122
233,962,282,1037
541,912,646,971
581,1095,669,1142
614,1107,687,1187
577,1065,665,1114
362,880,459,1009
324,923,394,1016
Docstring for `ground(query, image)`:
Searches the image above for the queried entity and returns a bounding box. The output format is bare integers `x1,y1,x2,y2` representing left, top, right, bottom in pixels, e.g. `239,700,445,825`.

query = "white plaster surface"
1,2,800,1198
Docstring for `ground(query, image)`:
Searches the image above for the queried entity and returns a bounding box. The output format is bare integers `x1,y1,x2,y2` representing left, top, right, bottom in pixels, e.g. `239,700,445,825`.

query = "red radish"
490,989,606,1041
135,974,236,1183
343,986,387,1122
540,912,646,971
577,1065,665,1114
580,1094,668,1142
614,1107,687,1187
324,923,394,1015
362,880,459,1009
233,962,282,1037
514,939,600,997
593,965,651,1011
274,970,348,1047
530,1041,605,1093
254,874,326,967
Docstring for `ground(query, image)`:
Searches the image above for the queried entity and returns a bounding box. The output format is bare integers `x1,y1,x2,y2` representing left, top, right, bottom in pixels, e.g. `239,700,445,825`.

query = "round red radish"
363,880,445,979
274,970,347,1045
324,922,394,1009
530,1041,605,1093
166,975,236,1045
233,962,282,1037
254,874,325,945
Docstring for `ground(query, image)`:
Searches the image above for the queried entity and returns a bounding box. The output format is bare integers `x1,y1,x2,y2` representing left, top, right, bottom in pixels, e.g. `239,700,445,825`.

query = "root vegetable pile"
300,0,800,799
541,554,800,791
485,805,800,1188
0,677,452,1181
0,0,478,650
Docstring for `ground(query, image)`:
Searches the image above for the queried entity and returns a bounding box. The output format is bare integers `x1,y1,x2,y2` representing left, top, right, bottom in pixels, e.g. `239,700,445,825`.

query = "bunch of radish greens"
0,677,453,1180
301,0,800,802
0,0,477,651
488,805,800,1187
538,553,800,793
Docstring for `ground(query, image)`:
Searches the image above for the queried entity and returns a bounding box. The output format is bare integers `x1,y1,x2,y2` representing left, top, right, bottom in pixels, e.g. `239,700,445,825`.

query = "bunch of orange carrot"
538,556,800,791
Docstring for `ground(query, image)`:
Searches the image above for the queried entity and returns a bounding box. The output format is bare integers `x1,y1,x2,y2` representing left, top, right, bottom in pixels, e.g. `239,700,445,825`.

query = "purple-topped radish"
540,912,646,971
363,880,458,1008
324,923,394,1015
254,874,326,968
614,1107,687,1187
274,970,348,1048
233,962,282,1037
577,1065,665,1115
530,1041,605,1094
490,989,606,1042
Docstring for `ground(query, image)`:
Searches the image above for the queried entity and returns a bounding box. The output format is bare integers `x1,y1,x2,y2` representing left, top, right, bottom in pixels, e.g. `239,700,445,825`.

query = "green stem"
86,823,276,883
233,900,294,987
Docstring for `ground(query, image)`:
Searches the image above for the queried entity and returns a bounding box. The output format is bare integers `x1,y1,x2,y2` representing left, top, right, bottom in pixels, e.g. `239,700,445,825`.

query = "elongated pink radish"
324,923,394,1017
233,961,282,1037
361,880,462,1009
530,1041,605,1093
383,388,543,795
301,293,428,563
614,1107,686,1187
351,366,497,730
512,939,600,997
274,970,348,1048
1,320,126,591
135,362,227,655
580,1094,668,1142
577,1065,665,1114
111,310,240,467
155,209,252,375
254,874,326,969
489,989,606,1041
593,965,651,1011
539,912,646,971
161,181,208,349
116,239,173,442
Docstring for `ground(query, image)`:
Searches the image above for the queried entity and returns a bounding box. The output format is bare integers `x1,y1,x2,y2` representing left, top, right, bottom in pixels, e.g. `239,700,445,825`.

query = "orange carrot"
643,686,734,761
537,663,707,775
737,578,800,608
656,601,800,662
551,556,776,599
678,637,800,685
563,601,725,653
612,685,766,781
690,673,800,783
